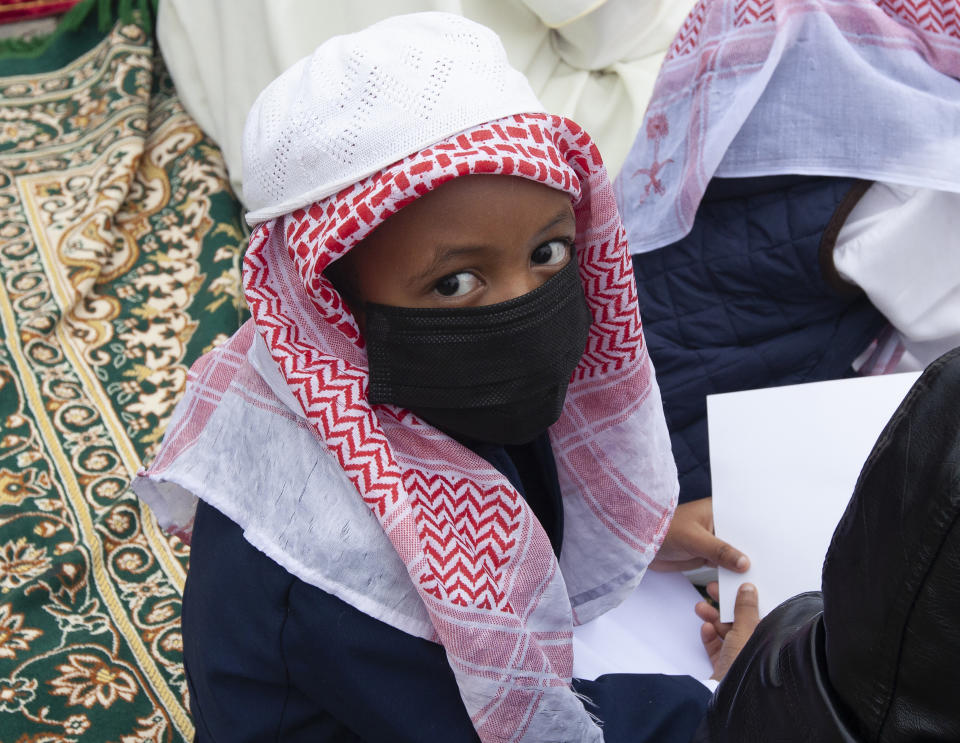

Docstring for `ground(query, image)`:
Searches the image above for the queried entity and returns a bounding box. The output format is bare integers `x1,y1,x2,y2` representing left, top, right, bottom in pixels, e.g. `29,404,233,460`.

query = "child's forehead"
356,173,574,248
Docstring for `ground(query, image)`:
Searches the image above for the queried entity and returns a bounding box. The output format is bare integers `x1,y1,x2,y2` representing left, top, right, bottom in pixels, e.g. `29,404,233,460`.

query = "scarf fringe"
572,689,604,728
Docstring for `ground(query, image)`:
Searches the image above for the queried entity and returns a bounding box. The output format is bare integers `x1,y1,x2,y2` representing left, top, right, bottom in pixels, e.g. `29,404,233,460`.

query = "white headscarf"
616,0,960,254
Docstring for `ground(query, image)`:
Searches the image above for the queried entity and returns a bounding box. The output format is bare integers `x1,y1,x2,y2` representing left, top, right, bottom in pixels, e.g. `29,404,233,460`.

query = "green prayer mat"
0,14,246,741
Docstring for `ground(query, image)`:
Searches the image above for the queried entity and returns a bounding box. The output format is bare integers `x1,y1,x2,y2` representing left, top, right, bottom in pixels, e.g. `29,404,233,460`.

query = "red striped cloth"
0,0,79,24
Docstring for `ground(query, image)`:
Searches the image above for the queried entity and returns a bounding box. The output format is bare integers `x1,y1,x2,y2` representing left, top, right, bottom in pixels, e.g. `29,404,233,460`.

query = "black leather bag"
696,346,960,742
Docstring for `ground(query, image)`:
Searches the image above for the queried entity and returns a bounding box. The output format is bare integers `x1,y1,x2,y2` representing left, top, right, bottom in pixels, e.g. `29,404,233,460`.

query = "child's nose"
489,272,543,305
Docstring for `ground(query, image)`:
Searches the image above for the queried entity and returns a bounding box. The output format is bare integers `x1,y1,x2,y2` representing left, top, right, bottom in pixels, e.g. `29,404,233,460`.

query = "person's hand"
650,497,750,573
695,581,760,680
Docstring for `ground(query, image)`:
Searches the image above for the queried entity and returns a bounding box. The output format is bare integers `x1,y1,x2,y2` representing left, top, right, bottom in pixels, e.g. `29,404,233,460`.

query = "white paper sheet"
708,372,920,622
572,569,714,681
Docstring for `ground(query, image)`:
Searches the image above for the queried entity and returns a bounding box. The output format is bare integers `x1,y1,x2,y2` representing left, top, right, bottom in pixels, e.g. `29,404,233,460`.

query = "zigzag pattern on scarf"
734,0,776,24
665,0,708,61
245,233,405,523
574,223,645,379
666,0,959,66
244,114,638,612
244,113,655,611
239,112,668,741
878,0,960,37
405,470,522,611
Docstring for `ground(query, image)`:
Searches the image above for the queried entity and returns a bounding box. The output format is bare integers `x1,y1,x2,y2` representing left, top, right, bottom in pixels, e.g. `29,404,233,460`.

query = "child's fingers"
683,526,750,573
696,602,730,640
696,596,735,642
708,536,750,573
700,621,722,652
649,556,708,572
732,583,760,628
706,581,720,602
700,622,724,674
700,621,718,642
695,600,719,624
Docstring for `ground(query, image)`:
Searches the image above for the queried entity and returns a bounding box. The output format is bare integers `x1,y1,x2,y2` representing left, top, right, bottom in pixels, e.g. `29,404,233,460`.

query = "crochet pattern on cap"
242,12,544,224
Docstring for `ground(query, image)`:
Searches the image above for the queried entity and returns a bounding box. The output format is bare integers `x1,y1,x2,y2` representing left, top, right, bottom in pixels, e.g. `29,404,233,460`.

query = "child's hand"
650,497,750,573
695,581,760,680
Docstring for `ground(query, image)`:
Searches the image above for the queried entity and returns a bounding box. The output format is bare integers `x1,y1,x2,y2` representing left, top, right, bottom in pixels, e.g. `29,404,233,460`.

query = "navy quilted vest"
632,175,887,503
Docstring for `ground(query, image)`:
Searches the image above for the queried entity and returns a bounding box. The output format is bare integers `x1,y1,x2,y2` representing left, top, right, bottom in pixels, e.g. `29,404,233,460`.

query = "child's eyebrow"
407,245,487,287
407,207,575,287
534,208,576,239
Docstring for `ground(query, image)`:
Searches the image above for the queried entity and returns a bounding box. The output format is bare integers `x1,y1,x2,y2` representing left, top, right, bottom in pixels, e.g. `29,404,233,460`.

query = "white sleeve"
834,183,960,372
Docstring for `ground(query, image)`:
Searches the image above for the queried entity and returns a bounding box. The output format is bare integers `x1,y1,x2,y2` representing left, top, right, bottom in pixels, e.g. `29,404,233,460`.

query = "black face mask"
364,257,592,445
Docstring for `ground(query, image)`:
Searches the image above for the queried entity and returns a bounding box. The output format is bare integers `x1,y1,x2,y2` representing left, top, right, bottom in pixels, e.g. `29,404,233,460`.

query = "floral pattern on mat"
0,18,246,742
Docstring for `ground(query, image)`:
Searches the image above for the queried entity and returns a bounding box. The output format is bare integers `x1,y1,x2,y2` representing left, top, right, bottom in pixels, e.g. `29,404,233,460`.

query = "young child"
134,13,757,742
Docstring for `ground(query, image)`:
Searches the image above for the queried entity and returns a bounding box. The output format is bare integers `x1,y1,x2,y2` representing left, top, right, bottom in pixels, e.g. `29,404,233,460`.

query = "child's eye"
531,239,570,266
434,271,479,297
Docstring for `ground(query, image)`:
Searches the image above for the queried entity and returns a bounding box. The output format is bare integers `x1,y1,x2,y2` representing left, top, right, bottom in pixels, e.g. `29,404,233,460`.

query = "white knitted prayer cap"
242,12,546,225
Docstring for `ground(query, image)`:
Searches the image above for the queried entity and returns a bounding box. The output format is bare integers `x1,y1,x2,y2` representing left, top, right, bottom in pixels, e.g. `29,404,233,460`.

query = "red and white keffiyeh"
135,14,679,742
137,112,678,741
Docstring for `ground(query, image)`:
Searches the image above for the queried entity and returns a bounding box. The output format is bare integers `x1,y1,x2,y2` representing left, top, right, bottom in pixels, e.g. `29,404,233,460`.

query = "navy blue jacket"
182,436,710,742
632,176,887,503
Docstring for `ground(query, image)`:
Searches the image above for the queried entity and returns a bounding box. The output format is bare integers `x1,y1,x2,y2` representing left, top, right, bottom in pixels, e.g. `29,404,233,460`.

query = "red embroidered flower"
646,113,670,141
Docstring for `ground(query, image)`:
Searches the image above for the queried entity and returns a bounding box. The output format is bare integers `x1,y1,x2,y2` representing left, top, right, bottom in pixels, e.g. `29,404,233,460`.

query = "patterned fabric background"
0,17,246,742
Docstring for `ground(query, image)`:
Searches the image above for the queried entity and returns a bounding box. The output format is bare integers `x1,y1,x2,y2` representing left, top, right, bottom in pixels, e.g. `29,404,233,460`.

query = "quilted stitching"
633,175,888,502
